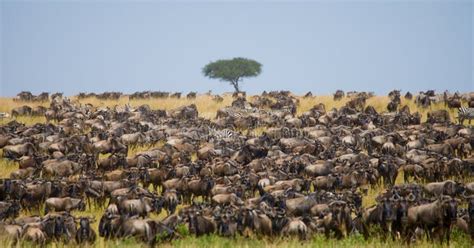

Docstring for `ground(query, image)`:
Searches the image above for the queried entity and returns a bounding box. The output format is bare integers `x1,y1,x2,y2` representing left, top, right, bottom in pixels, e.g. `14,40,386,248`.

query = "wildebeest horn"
407,193,416,202
328,201,343,207
390,194,401,201
276,208,286,215
461,191,474,200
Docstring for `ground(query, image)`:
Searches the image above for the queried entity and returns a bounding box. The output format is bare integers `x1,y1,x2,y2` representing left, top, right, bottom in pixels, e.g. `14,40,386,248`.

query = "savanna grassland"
0,94,471,248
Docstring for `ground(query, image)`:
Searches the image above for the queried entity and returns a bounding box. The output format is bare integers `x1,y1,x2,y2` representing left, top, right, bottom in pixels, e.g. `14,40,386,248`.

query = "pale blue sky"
1,1,472,96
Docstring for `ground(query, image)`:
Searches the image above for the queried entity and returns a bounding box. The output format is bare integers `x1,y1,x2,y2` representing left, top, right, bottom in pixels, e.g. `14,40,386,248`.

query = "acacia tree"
202,57,262,92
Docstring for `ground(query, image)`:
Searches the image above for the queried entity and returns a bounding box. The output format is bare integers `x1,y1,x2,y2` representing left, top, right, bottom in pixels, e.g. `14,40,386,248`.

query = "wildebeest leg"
335,228,343,240
324,227,331,239
470,223,474,240
402,227,412,244
362,223,370,240
391,225,398,241
43,204,49,215
443,225,451,245
414,172,422,183
424,226,433,242
380,223,389,241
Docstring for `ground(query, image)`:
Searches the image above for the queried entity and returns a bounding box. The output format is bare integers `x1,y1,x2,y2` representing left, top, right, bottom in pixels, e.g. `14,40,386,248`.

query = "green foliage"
202,57,262,92
176,223,190,236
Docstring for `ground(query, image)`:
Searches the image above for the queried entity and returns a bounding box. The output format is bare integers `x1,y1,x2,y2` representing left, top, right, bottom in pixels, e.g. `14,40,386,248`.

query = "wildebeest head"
187,212,199,234
236,208,253,232
380,198,395,222
139,167,150,183
392,195,409,224
454,182,465,195
80,217,90,228
98,213,110,237
67,183,84,198
331,174,343,190
329,201,345,220
9,201,20,218
0,201,20,220
3,179,12,196
441,196,457,222
328,200,350,234
152,196,165,214
302,179,311,193
271,208,288,233
215,209,236,237
259,193,276,206
78,199,86,211
54,215,66,239
201,176,215,193
9,180,26,200
50,180,64,196
78,216,95,231
42,215,65,240
442,181,459,196
110,138,127,155
98,212,121,238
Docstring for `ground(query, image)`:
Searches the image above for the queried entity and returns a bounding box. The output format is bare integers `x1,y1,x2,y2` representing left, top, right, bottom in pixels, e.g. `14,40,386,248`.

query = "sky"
0,1,472,96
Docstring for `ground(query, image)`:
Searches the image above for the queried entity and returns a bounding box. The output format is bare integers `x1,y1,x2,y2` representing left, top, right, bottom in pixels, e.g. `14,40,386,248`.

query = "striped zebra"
458,106,474,124
0,112,10,119
207,127,239,141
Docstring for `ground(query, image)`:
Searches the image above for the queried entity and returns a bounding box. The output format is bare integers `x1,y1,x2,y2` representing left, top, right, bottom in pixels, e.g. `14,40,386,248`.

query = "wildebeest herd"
0,90,473,246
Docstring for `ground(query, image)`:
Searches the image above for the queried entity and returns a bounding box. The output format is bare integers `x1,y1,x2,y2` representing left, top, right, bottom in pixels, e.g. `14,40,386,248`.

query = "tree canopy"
202,57,262,92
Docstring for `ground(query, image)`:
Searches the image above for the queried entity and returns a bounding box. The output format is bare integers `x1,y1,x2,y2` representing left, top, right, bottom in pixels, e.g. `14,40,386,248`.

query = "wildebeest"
116,196,162,218
75,217,96,244
187,212,216,236
3,143,36,159
0,89,471,246
11,106,32,117
187,92,197,99
45,197,86,213
334,90,345,101
427,110,450,124
361,198,395,240
406,195,458,244
42,159,83,179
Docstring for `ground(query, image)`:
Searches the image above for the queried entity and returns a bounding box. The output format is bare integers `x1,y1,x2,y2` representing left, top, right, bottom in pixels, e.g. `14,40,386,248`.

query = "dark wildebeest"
361,198,395,240
75,217,96,245
11,106,32,117
406,195,458,244
334,90,345,101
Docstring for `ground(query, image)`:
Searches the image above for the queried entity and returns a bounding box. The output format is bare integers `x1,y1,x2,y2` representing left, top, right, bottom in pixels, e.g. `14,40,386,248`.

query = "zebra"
0,112,10,119
207,126,239,141
458,106,474,124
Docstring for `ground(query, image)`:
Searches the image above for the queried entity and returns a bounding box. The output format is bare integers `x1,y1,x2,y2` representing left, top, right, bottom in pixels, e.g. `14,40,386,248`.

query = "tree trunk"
231,81,240,93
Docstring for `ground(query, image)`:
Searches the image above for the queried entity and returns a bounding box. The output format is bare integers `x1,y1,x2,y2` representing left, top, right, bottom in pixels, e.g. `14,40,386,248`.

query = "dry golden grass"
298,95,459,123
72,94,234,120
0,94,460,125
0,98,49,113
